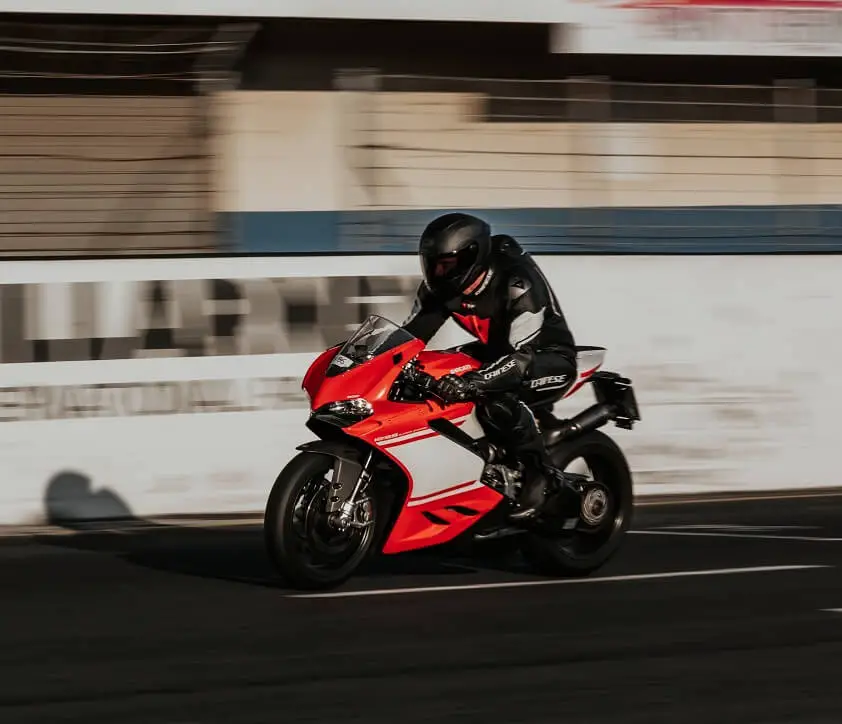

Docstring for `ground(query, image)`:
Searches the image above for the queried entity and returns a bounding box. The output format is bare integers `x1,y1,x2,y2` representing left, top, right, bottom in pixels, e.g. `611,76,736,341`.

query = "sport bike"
264,314,641,590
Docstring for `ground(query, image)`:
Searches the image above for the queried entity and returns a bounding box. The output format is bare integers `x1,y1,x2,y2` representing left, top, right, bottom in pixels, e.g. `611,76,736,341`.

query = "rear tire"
264,451,379,590
521,429,634,577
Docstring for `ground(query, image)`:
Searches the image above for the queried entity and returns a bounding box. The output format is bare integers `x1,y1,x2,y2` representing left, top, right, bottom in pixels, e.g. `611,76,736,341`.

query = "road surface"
0,492,840,723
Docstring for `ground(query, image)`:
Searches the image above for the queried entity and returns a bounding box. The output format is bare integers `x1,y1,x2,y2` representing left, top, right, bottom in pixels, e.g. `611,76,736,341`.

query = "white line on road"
630,530,842,543
652,525,819,532
821,609,842,614
637,490,842,506
288,564,830,599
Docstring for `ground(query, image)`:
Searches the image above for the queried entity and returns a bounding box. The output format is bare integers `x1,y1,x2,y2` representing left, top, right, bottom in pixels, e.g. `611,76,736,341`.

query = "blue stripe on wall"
220,205,842,254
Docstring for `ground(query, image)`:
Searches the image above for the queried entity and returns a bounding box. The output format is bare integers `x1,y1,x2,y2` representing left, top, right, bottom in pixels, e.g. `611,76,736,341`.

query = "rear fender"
295,440,365,513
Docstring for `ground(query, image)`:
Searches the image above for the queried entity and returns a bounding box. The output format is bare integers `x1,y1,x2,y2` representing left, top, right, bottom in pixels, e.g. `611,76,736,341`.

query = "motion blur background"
1,0,841,525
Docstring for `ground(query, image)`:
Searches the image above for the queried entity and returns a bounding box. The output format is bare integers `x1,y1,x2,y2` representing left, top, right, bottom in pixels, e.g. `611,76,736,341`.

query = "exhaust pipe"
550,402,615,442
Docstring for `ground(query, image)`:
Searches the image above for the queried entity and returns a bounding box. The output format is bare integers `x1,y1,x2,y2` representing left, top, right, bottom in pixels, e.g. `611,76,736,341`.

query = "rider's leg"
475,393,556,518
475,391,576,520
486,349,577,519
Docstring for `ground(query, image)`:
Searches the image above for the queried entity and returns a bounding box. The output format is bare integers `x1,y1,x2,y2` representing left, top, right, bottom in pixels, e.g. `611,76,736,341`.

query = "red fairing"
301,345,340,402
414,349,481,378
349,348,496,555
351,399,504,555
381,481,503,554
309,338,425,410
303,342,500,556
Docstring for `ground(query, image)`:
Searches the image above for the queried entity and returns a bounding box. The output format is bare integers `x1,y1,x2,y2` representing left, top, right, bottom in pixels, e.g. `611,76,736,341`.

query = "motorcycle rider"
401,212,579,520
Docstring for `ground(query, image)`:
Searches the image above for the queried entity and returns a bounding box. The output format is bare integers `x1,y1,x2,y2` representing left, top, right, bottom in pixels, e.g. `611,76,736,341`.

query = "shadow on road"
35,470,531,591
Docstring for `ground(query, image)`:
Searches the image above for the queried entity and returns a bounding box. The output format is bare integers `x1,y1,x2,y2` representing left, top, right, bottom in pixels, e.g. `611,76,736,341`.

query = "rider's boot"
509,455,582,522
509,463,547,520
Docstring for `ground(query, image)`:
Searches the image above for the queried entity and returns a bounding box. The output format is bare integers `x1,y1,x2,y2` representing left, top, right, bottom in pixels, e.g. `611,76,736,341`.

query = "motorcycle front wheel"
264,451,378,590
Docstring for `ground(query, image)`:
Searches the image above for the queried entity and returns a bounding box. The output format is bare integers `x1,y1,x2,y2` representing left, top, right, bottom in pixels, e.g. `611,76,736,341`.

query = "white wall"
551,255,840,495
0,254,840,526
215,90,842,213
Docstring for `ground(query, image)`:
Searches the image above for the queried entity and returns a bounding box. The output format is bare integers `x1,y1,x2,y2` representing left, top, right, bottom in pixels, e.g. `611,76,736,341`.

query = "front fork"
325,450,375,532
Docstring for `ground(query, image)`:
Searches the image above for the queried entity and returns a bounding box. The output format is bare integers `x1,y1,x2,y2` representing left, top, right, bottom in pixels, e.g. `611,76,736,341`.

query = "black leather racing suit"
401,234,578,473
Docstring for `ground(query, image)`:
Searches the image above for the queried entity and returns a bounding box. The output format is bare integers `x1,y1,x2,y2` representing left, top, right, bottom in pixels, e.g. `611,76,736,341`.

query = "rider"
401,212,579,520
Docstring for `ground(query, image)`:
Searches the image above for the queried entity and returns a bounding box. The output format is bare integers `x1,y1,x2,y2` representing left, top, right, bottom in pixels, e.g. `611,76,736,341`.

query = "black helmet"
418,212,492,297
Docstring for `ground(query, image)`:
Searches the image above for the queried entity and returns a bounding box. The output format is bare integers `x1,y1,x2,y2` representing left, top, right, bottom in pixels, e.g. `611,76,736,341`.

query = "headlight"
311,398,373,427
327,398,372,417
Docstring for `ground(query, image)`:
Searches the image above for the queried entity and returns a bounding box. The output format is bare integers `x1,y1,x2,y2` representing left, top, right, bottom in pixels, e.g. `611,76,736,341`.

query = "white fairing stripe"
407,481,487,507
377,416,470,446
383,411,487,500
509,306,545,349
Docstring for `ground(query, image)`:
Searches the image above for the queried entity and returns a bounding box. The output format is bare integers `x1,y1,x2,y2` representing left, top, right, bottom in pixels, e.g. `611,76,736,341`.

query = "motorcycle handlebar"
403,363,447,401
402,361,487,405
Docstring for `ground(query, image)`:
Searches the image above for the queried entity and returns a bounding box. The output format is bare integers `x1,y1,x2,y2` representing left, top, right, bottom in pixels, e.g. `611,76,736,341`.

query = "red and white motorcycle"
264,314,640,590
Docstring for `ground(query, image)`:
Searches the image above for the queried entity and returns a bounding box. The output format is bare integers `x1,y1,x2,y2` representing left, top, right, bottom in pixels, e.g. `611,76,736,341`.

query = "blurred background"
3,6,842,256
2,8,841,722
1,1,841,524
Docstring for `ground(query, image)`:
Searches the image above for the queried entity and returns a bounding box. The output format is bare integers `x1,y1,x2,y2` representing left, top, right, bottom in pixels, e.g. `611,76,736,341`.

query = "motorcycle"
264,314,641,590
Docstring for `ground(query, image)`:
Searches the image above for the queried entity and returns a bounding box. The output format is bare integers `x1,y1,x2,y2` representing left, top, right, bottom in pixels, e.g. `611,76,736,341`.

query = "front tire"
264,451,378,590
521,429,634,577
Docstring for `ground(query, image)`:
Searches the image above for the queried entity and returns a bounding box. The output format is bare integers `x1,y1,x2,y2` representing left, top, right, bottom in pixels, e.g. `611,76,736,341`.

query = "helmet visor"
422,242,479,285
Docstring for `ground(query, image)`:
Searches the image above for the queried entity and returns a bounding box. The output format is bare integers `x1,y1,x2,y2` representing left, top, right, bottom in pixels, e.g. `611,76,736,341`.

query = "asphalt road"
0,491,840,724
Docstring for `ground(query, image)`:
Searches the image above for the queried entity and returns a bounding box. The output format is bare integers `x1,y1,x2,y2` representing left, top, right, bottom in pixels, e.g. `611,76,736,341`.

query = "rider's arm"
459,273,544,393
463,262,573,394
401,282,448,343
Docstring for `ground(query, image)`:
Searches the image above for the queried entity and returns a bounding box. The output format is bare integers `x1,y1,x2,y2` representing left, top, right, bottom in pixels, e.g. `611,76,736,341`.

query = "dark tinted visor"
423,242,479,282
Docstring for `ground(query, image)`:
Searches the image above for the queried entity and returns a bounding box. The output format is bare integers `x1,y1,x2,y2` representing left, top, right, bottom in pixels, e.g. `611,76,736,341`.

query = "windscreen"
325,315,417,377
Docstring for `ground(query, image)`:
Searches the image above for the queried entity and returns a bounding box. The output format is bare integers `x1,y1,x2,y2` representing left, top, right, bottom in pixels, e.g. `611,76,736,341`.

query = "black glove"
435,373,481,403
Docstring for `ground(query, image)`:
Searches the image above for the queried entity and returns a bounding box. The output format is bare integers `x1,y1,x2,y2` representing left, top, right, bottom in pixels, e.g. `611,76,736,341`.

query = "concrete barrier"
0,254,838,525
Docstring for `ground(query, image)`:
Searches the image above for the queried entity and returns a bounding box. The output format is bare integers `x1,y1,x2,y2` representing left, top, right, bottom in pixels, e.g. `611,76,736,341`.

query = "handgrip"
421,372,448,403
404,364,448,403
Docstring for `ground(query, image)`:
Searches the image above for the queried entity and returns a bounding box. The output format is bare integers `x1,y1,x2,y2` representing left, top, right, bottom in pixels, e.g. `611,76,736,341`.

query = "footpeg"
473,526,524,541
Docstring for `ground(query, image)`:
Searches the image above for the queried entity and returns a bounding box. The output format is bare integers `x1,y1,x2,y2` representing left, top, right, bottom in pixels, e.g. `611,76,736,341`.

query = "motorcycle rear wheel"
521,429,634,577
264,451,378,590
